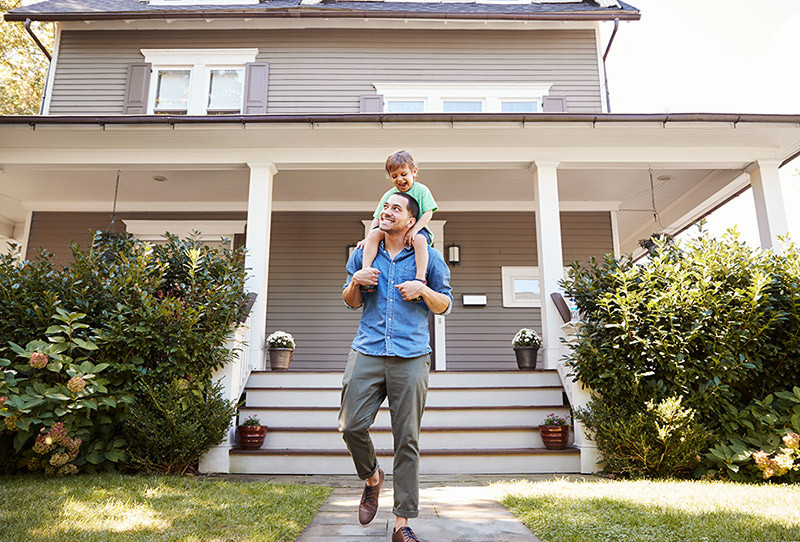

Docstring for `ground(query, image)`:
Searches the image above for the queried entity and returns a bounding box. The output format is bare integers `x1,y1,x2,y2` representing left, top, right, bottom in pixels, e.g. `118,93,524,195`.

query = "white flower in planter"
267,331,295,349
512,328,541,348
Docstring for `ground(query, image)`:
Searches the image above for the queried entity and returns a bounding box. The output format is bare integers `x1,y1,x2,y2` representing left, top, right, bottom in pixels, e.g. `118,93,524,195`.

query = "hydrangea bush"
0,309,129,474
0,232,249,474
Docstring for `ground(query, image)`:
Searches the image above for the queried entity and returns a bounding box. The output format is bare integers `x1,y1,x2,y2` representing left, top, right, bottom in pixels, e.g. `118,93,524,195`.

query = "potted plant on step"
237,414,268,450
512,328,541,370
267,330,295,371
539,412,570,450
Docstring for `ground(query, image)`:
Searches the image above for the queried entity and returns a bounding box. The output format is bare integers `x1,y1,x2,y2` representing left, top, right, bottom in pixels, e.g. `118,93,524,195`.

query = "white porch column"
747,160,789,250
245,162,278,370
531,161,564,370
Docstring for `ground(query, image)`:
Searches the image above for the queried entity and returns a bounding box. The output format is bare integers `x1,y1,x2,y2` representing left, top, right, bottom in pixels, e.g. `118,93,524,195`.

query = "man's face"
388,164,417,193
379,194,416,234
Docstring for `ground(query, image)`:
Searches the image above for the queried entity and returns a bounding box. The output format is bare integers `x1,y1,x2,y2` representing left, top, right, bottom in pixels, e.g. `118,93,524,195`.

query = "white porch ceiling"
1,117,799,255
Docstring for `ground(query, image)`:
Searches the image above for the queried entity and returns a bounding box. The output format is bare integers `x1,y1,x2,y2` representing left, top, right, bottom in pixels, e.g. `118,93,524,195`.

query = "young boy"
358,150,437,295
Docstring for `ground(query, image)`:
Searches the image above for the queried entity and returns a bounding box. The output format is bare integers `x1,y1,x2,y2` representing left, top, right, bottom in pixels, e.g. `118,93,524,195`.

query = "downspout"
25,19,51,61
601,18,619,113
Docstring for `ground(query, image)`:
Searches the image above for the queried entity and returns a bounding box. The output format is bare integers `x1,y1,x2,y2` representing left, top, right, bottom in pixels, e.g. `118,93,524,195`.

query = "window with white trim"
373,83,552,114
141,49,258,115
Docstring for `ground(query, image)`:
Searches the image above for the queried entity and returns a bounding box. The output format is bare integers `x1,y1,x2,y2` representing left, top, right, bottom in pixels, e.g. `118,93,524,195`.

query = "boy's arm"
357,216,381,249
409,210,433,237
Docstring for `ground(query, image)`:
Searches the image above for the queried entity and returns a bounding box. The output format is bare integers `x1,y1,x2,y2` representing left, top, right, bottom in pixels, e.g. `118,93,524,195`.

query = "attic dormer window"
372,82,553,114
141,49,259,115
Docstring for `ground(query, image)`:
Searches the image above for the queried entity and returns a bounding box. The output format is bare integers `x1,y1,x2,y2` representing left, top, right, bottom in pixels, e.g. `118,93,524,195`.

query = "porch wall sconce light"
446,244,461,266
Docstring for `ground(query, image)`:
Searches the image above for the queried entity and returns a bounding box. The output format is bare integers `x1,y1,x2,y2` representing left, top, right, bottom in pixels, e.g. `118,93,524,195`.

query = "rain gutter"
2,112,800,126
24,18,52,61
601,18,619,112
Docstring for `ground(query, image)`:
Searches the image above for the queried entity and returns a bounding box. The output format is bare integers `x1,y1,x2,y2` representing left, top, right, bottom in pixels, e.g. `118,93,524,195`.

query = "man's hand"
395,280,425,301
353,267,380,288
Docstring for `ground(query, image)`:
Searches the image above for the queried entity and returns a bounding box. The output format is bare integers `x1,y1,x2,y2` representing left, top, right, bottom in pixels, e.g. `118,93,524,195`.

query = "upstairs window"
141,49,258,115
373,83,552,114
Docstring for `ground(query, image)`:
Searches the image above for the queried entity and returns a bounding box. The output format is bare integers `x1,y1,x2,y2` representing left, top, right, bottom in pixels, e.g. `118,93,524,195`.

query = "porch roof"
5,0,640,22
1,112,799,255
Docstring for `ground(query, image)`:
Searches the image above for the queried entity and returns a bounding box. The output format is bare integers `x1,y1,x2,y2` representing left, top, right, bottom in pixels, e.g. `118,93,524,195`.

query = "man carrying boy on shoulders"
339,192,453,542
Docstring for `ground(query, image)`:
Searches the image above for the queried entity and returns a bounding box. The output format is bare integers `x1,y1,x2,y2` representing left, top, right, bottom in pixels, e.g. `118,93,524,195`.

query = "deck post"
244,162,278,370
747,160,789,251
531,161,564,370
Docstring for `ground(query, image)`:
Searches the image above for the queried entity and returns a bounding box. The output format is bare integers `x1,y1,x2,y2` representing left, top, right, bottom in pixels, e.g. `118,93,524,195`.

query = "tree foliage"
1,1,54,115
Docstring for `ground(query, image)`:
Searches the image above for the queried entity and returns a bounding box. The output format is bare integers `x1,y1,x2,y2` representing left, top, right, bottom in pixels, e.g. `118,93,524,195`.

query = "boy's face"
388,164,418,193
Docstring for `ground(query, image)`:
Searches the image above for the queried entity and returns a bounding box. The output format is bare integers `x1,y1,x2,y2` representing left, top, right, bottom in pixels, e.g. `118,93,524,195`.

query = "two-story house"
2,0,799,475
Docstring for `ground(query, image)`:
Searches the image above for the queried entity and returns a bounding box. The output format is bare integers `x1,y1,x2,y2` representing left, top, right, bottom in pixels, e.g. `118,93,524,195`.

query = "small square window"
502,267,541,308
154,69,190,112
207,68,244,113
443,100,483,113
387,100,425,113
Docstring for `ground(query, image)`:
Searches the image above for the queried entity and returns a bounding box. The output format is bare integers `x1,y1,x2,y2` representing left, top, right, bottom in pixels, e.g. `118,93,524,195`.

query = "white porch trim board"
747,160,789,251
531,161,564,370
245,162,278,370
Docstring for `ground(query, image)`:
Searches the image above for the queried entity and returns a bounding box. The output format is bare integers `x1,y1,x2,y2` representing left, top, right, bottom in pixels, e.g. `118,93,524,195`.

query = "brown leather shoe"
358,467,384,525
392,526,422,542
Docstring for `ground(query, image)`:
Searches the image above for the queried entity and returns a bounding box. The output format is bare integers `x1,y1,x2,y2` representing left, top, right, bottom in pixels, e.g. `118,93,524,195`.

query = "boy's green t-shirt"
373,182,438,220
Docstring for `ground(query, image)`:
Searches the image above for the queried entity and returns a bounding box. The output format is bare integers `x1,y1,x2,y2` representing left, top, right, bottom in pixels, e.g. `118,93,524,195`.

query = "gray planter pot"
513,347,539,370
268,348,293,371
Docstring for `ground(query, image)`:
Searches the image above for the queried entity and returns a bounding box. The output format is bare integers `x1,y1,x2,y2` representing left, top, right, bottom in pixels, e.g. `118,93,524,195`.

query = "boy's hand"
403,230,417,247
356,238,367,250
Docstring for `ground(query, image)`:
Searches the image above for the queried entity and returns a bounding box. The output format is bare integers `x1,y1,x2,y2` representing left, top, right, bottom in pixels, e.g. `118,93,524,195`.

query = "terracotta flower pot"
269,348,293,371
539,425,570,450
514,347,539,370
237,425,268,450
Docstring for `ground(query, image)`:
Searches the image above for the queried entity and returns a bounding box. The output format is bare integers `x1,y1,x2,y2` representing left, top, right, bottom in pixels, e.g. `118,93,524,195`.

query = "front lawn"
0,473,330,542
495,477,800,542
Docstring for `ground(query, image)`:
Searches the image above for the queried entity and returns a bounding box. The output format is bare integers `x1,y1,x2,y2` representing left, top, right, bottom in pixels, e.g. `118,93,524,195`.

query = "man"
340,192,453,542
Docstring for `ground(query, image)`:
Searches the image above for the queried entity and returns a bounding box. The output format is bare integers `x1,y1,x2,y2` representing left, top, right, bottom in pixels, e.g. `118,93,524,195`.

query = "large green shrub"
564,231,800,481
123,376,236,474
0,232,248,474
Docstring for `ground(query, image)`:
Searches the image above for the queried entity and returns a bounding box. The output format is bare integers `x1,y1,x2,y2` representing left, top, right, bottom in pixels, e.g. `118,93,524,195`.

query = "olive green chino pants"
338,349,430,519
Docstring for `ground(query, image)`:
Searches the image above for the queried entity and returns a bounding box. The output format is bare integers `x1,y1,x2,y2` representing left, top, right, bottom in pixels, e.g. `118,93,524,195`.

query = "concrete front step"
237,405,571,428
253,425,569,450
247,370,561,389
229,447,580,475
245,386,564,408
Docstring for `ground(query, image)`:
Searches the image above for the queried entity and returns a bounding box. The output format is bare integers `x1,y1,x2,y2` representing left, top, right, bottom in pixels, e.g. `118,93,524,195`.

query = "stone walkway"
225,474,567,542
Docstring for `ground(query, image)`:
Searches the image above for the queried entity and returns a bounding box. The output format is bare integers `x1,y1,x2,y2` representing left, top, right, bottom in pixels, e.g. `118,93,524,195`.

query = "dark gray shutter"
359,95,384,113
542,96,566,113
243,62,269,114
123,63,151,114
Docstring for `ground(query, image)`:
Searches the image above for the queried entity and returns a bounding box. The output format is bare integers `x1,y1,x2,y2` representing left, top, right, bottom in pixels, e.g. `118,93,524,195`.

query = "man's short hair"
391,192,420,220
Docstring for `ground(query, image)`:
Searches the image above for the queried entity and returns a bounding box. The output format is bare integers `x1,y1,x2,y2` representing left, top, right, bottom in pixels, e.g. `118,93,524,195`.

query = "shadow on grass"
501,492,800,542
0,473,331,542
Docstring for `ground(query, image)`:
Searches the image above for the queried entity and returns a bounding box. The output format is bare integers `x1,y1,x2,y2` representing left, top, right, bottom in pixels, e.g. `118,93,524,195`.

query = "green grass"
0,473,331,542
494,477,800,542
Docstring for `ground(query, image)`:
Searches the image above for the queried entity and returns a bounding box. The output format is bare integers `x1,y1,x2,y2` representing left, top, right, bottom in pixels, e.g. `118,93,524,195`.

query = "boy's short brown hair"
385,150,417,173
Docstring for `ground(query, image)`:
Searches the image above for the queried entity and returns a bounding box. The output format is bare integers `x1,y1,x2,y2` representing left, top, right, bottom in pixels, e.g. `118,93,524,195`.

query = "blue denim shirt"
344,242,452,358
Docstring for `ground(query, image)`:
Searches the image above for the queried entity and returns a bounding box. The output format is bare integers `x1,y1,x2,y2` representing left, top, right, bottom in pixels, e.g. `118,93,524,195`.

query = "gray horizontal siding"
437,211,612,371
50,29,602,114
265,212,364,371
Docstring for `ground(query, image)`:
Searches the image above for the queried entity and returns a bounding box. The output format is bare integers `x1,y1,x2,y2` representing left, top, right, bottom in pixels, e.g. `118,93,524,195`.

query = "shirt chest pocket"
393,258,418,284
